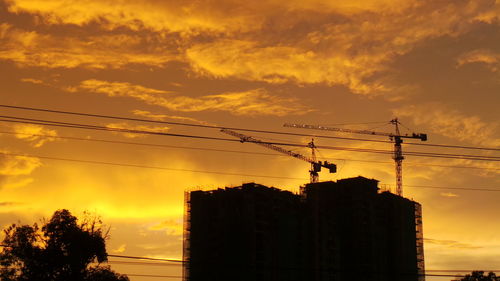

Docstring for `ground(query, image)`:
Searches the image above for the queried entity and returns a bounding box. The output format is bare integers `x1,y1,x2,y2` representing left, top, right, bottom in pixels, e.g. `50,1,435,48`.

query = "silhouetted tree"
455,271,499,281
0,209,129,281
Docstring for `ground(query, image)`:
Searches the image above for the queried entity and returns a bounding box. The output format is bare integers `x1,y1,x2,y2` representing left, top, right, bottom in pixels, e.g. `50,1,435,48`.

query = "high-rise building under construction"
183,177,424,281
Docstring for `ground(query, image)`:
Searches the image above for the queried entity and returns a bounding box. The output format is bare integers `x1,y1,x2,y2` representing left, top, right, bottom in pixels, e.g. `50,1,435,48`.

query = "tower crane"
220,129,336,183
283,118,427,196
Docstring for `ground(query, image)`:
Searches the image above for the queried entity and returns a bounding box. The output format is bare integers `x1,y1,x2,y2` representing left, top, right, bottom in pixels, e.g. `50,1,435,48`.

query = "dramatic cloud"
186,39,385,93
393,104,500,146
76,79,312,116
1,0,499,275
4,0,498,94
5,0,260,34
184,1,495,95
0,24,174,69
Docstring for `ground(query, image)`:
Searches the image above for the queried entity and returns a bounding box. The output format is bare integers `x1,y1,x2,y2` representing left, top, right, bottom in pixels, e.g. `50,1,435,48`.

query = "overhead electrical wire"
108,260,181,267
108,254,183,263
1,151,498,192
0,151,306,180
1,106,498,278
0,117,396,157
125,273,181,278
1,104,499,151
1,249,497,278
3,249,499,275
106,255,497,279
402,184,500,192
1,130,498,171
107,260,500,274
0,116,499,162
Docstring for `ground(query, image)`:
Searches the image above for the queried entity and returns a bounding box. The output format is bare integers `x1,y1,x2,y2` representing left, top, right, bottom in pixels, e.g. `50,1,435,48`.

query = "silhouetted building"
302,177,424,281
183,177,424,281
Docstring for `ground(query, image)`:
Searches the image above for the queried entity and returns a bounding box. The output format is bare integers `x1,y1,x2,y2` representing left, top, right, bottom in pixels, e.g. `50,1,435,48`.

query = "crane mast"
220,129,336,183
391,119,405,196
283,118,427,196
308,139,318,183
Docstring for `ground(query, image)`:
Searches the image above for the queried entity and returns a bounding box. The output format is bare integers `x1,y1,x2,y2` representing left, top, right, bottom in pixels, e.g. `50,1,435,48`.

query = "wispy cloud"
13,124,58,147
0,152,40,190
112,244,127,253
2,178,34,189
75,79,312,116
393,103,500,146
457,49,500,72
0,201,19,207
149,219,182,236
5,0,259,34
75,79,172,100
0,153,41,176
424,238,483,250
20,78,45,85
440,192,460,198
132,110,214,126
106,122,170,139
0,24,175,69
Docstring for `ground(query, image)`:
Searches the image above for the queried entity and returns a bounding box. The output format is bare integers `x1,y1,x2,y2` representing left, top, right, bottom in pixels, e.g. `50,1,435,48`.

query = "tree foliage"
456,271,499,281
0,209,129,281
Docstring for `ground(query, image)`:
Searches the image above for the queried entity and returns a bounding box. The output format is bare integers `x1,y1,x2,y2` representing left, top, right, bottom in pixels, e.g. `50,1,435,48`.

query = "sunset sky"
0,0,499,280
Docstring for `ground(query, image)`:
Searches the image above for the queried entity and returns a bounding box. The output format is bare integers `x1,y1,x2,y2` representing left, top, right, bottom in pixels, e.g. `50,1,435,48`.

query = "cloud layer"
0,23,174,69
76,79,312,116
393,103,500,146
1,0,498,95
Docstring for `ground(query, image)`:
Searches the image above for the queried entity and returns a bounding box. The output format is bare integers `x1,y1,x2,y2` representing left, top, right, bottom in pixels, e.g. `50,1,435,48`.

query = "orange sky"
0,0,499,280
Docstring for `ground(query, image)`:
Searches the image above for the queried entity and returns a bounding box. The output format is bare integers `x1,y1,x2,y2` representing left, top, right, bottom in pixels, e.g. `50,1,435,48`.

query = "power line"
108,259,500,274
108,260,182,267
0,105,395,144
0,130,285,156
0,152,307,180
1,104,499,151
2,248,497,278
108,257,490,279
0,116,241,143
107,258,500,274
404,184,500,192
3,115,499,162
3,129,498,171
123,273,182,279
109,254,183,263
107,255,485,278
426,270,500,272
1,116,499,162
0,117,412,158
1,151,499,192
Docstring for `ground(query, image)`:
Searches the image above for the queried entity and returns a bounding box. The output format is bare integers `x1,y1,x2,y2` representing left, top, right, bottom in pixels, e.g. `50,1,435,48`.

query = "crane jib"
220,128,337,182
